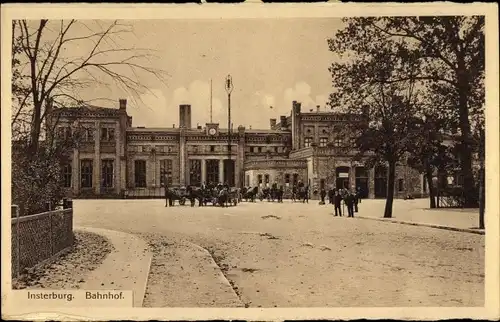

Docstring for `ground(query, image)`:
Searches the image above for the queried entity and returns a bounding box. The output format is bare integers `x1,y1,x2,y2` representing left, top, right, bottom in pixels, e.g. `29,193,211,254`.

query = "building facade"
52,99,425,199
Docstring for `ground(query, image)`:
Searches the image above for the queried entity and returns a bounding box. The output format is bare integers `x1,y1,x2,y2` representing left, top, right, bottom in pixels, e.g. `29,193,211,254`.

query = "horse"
166,187,187,206
217,187,229,207
297,186,309,203
242,186,257,202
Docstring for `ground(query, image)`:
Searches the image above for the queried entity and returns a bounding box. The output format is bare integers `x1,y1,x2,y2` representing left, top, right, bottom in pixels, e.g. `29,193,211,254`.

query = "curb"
75,226,153,307
139,255,153,307
187,242,245,307
356,216,485,235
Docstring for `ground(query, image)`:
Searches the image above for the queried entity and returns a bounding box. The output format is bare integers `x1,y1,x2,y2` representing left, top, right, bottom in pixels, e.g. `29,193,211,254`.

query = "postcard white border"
1,3,499,321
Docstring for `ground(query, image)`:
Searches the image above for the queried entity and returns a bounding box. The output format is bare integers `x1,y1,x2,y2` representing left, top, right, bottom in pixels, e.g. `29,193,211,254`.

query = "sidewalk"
354,199,484,234
75,227,153,307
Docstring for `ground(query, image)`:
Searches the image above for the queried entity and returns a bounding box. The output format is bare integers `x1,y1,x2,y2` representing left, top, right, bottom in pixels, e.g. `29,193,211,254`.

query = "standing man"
164,174,173,207
328,187,334,204
334,190,342,216
320,187,326,205
354,188,360,213
356,187,362,204
345,191,355,217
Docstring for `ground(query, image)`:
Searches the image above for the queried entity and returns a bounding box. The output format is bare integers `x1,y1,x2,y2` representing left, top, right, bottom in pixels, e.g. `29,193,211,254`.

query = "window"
275,147,279,153
334,138,343,147
206,159,219,185
258,174,263,184
80,160,93,188
210,145,215,152
319,137,328,147
398,179,404,192
293,173,299,185
304,137,313,148
85,127,94,142
62,164,72,188
160,159,173,186
258,147,262,153
57,126,72,140
134,160,147,188
101,159,114,188
285,174,290,184
189,159,201,186
101,127,115,141
264,174,270,184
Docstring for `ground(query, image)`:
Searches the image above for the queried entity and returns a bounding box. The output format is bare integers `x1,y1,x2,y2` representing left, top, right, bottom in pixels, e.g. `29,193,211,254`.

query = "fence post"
49,210,54,256
12,205,20,279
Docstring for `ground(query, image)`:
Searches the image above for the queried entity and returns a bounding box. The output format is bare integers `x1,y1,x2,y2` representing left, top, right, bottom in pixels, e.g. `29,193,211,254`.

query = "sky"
74,18,343,129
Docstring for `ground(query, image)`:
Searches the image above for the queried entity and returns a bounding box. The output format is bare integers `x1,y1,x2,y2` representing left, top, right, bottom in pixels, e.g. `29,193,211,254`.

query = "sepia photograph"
2,3,499,321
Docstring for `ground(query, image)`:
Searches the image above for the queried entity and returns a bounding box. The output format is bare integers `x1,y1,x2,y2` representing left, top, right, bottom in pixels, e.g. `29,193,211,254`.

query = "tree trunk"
425,165,436,209
383,160,396,218
479,167,485,229
456,65,478,208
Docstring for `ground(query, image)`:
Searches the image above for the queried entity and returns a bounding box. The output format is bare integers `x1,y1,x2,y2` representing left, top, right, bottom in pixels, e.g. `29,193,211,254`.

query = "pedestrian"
345,192,355,217
320,187,326,205
164,175,173,207
356,187,362,204
354,189,359,213
334,190,342,216
328,188,334,204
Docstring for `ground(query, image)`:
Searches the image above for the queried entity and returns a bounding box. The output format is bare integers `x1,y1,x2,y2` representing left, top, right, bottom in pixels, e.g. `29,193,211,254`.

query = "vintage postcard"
1,2,499,321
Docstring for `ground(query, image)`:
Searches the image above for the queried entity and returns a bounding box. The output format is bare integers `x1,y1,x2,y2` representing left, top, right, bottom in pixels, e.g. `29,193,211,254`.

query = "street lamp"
225,74,234,186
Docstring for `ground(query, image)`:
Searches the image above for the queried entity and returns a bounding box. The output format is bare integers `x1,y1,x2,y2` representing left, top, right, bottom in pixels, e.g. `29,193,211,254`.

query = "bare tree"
11,19,168,154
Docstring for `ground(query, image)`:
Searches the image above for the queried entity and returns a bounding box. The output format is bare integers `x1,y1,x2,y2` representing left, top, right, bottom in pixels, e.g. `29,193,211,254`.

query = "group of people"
319,187,361,217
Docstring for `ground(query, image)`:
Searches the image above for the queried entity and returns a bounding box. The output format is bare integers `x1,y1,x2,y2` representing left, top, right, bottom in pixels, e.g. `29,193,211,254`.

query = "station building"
51,99,425,199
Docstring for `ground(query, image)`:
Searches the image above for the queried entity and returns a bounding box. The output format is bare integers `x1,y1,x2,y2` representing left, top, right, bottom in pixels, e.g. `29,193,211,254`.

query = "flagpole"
210,78,213,123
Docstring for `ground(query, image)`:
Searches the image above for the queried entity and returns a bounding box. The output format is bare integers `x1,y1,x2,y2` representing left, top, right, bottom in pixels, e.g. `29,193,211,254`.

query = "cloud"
128,89,169,127
129,80,332,129
283,81,329,112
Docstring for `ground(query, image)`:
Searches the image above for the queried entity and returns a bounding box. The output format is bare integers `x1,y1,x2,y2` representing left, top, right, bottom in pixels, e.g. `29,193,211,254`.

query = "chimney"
280,116,287,128
270,118,277,129
119,98,127,110
179,104,192,129
316,105,320,112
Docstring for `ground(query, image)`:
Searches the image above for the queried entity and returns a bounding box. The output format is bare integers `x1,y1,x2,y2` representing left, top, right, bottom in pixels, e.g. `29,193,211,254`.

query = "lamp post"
225,74,234,186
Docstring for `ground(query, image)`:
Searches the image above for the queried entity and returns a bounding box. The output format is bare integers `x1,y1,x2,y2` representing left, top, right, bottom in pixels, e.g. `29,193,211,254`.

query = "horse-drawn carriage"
167,186,240,207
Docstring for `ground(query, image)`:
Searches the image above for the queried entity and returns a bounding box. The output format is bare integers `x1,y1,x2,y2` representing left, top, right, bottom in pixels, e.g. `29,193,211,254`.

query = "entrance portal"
336,166,350,189
374,166,388,198
355,167,369,198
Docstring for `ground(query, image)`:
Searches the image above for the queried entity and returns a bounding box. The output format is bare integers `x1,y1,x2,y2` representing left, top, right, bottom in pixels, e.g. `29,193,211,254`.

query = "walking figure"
334,190,342,216
320,187,326,205
164,175,173,207
345,191,355,217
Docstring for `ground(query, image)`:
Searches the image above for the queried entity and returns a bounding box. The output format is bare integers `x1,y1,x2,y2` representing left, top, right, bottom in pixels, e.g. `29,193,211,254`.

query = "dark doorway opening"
374,166,388,198
336,166,350,190
223,159,235,187
355,167,369,198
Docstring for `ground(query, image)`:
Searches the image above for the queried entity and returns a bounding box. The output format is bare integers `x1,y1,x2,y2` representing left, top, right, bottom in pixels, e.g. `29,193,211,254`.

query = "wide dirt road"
73,199,484,307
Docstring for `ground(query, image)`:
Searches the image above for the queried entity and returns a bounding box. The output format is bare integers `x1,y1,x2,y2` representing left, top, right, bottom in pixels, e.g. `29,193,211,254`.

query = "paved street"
73,199,484,307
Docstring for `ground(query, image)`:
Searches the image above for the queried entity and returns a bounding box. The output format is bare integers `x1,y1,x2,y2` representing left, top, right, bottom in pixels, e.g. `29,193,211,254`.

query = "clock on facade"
208,128,217,135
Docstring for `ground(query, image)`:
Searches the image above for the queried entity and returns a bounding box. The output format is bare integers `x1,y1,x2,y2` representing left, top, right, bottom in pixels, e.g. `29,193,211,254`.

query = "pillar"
349,166,356,190
369,167,375,199
219,159,224,184
115,122,121,194
72,148,80,195
94,121,101,194
179,129,186,186
201,159,207,184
